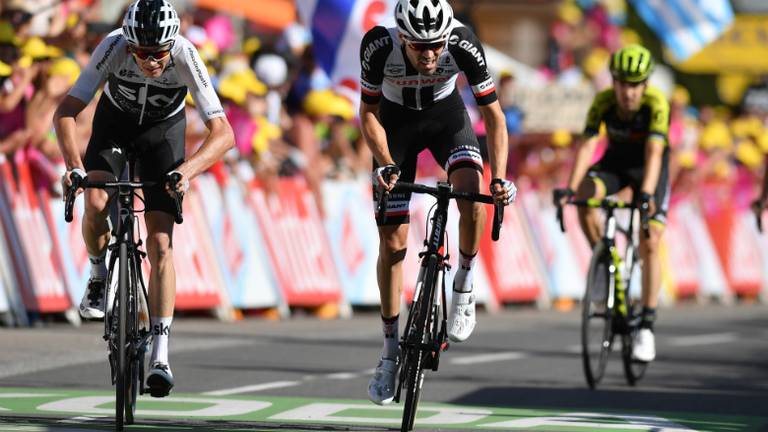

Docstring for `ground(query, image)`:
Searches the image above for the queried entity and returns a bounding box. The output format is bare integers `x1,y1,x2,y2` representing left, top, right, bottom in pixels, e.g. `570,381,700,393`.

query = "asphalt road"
0,303,766,431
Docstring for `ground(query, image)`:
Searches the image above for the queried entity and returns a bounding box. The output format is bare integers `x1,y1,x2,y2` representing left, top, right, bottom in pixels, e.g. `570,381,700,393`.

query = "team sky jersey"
359,20,497,110
69,29,224,125
583,85,670,167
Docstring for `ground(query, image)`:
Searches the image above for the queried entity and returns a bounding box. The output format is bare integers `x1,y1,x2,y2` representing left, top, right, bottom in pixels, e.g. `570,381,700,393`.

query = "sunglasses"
405,39,445,52
129,45,172,61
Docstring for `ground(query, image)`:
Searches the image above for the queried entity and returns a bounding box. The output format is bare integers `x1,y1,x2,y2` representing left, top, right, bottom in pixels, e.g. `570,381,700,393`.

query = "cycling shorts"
83,96,186,215
373,91,484,226
587,148,670,225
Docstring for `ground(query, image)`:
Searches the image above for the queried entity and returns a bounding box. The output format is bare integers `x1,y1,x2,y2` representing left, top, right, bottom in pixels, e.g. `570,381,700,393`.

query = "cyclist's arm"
53,95,88,170
359,101,394,166
175,116,234,180
566,134,600,192
641,135,665,194
478,101,508,179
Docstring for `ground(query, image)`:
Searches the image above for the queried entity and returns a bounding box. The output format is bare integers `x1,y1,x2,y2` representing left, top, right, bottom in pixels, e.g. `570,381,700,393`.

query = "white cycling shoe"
632,328,656,362
367,358,398,405
448,291,476,342
79,277,106,320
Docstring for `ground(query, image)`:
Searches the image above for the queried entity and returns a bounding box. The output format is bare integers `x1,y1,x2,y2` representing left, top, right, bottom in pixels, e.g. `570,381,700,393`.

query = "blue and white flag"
296,0,396,101
630,0,734,62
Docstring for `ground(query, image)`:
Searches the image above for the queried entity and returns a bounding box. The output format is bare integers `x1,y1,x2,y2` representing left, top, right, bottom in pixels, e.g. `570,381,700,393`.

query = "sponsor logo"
111,147,122,155
118,69,141,79
187,47,208,88
449,37,486,67
362,35,390,64
95,36,122,71
390,76,451,86
152,322,170,336
385,64,404,75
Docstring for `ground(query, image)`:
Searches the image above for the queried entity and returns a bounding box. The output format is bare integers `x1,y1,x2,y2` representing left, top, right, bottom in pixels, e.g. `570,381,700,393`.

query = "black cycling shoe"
146,362,174,397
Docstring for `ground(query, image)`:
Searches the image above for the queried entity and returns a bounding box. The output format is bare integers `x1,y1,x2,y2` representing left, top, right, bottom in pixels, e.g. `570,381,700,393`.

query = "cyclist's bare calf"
377,223,408,319
82,170,116,258
575,177,605,248
639,222,664,309
449,167,485,258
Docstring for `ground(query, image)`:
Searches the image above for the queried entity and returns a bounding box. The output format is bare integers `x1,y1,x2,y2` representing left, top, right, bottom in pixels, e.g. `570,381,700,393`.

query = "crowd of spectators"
1,0,766,217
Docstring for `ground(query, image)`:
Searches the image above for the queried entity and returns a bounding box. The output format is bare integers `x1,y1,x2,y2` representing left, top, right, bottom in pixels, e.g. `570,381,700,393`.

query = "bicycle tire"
401,254,438,432
125,254,139,425
581,244,613,389
115,242,128,431
621,252,648,385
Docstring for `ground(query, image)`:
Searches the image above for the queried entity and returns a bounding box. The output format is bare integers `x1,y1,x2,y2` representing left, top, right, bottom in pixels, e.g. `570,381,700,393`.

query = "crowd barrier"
0,156,767,326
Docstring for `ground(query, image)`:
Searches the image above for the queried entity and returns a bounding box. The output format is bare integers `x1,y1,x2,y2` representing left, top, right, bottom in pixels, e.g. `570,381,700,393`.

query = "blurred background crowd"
1,0,767,213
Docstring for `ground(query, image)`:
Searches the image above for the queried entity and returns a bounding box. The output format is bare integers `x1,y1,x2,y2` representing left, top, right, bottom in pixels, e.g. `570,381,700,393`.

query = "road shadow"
0,414,399,432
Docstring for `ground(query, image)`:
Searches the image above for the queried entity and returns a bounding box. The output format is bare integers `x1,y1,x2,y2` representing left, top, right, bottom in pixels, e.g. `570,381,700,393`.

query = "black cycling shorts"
84,96,186,215
373,90,484,226
587,148,670,225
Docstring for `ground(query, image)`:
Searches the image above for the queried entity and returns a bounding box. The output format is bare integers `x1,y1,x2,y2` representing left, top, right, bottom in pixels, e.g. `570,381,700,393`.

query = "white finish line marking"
203,381,300,396
450,351,527,365
667,333,738,347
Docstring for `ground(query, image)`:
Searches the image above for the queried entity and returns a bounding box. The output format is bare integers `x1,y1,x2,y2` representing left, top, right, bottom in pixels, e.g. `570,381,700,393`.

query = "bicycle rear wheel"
115,243,128,430
401,255,438,432
581,245,614,389
621,255,648,385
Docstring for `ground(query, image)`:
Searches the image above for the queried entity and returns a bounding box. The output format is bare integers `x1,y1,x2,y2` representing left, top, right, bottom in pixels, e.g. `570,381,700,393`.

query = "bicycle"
554,196,649,389
376,181,503,432
64,156,183,431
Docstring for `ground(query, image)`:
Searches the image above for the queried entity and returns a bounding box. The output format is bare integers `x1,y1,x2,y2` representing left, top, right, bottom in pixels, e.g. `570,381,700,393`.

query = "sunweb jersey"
69,29,224,125
360,20,497,110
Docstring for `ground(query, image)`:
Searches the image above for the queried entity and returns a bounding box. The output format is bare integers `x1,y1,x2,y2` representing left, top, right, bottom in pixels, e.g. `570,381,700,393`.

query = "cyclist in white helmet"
360,0,517,405
54,0,234,397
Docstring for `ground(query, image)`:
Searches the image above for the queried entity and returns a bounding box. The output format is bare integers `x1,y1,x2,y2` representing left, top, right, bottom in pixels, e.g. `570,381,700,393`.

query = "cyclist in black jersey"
555,44,671,363
54,0,234,397
360,0,516,405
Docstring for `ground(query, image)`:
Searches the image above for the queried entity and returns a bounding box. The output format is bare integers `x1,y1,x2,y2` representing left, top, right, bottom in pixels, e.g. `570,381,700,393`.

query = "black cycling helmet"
122,0,180,47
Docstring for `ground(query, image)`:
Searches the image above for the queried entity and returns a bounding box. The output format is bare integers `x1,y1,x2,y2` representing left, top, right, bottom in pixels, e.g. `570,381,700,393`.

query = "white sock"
89,252,107,279
150,316,173,365
453,250,477,293
381,314,399,360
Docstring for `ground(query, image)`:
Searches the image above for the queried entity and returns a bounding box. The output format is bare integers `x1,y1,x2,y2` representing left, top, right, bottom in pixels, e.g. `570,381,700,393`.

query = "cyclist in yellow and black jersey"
556,44,670,363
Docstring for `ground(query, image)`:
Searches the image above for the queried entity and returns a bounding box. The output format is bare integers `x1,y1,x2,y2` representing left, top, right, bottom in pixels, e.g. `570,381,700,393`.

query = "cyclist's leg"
431,108,484,342
576,168,620,247
137,111,185,396
80,99,128,318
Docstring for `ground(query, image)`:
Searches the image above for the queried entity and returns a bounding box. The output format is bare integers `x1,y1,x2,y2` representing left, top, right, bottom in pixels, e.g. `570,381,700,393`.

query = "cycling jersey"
360,20,497,110
69,29,224,125
583,85,671,224
583,85,670,168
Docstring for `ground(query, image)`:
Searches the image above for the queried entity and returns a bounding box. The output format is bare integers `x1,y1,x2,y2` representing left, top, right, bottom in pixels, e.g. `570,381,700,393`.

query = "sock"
89,252,107,279
640,307,656,330
381,314,399,360
150,316,173,365
453,250,477,293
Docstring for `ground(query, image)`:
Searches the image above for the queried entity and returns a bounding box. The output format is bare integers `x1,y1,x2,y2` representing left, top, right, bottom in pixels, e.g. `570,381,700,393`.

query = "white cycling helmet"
395,0,453,42
122,0,180,47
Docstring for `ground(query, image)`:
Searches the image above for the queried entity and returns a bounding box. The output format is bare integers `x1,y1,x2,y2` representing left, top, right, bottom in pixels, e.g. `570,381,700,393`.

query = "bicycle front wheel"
115,243,129,430
401,255,438,432
621,255,648,385
125,254,140,425
581,245,613,389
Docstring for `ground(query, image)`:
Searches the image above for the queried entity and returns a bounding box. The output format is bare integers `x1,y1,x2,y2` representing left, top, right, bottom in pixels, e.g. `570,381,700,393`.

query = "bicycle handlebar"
64,172,183,224
376,181,504,241
554,197,649,238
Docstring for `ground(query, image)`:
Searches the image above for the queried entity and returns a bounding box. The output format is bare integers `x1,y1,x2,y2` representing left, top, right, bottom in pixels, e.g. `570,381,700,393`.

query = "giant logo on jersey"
448,35,486,67
107,76,186,120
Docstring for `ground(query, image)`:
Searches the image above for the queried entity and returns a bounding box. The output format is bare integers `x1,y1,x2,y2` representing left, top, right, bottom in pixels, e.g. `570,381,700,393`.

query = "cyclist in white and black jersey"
361,0,517,406
53,0,233,397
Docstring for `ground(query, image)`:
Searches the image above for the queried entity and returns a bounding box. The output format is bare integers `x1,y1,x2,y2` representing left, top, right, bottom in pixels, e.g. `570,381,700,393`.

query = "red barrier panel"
666,201,700,298
0,155,70,313
247,177,342,307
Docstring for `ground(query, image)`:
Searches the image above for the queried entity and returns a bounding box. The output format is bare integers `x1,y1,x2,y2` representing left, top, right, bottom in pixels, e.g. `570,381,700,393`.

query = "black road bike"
377,181,503,431
555,197,649,389
64,158,183,431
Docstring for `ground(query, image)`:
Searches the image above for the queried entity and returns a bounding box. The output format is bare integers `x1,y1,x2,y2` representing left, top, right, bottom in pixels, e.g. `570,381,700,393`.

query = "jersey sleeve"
175,37,225,122
359,26,393,105
644,86,670,143
583,89,614,137
447,26,497,106
68,30,122,103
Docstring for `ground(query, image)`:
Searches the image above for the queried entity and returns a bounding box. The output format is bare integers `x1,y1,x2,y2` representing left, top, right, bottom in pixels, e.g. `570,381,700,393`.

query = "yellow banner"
673,15,768,73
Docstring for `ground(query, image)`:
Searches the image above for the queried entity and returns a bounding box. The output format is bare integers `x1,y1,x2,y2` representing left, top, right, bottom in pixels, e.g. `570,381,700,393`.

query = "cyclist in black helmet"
54,0,234,397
